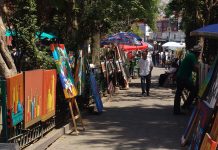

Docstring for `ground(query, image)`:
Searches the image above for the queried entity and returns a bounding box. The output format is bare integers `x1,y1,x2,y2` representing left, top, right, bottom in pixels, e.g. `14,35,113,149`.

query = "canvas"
6,73,24,127
24,70,43,128
50,44,78,99
41,70,57,121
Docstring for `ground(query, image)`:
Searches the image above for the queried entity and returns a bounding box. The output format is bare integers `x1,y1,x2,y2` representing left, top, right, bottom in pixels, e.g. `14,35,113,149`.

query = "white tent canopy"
162,42,185,50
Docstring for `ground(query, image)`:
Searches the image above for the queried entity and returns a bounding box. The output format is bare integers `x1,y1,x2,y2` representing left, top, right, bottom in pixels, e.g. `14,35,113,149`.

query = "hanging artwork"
24,70,43,128
198,58,217,98
189,101,213,150
50,44,78,99
204,58,218,108
74,50,85,95
210,111,218,142
200,133,217,150
6,73,24,127
41,69,57,121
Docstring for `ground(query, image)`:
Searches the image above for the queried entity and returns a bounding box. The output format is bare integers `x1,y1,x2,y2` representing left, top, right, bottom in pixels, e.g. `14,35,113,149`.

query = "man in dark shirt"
173,45,201,115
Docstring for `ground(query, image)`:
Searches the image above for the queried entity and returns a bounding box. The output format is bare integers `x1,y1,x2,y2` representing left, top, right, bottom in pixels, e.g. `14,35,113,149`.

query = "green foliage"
131,24,144,37
166,0,218,63
10,0,56,71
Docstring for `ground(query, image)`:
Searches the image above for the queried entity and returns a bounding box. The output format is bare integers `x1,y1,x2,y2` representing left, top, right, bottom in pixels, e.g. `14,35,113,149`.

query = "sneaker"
147,92,150,96
142,93,146,97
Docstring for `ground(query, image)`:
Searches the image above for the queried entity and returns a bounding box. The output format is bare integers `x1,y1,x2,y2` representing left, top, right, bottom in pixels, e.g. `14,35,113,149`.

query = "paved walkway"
47,67,189,150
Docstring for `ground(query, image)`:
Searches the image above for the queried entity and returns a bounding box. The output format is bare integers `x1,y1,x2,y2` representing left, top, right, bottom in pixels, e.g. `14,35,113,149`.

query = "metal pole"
144,23,147,42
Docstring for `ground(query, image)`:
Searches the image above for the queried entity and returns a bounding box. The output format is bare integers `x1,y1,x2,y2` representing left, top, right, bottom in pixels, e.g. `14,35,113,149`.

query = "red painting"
24,70,43,128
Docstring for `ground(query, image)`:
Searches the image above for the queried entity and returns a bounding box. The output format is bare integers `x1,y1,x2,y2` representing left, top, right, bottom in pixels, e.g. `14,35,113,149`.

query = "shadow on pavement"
68,105,189,150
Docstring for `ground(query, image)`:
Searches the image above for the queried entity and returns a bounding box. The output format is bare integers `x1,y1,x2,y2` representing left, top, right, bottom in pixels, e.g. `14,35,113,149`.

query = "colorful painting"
210,111,218,142
200,133,217,150
181,106,199,146
41,70,57,121
204,61,218,108
50,44,78,99
189,101,213,150
198,58,217,98
74,50,85,95
24,70,43,128
6,73,24,127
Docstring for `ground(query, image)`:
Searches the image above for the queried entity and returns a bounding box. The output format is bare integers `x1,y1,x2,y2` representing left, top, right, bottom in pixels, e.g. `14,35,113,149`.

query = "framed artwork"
198,58,217,98
6,73,24,127
41,69,57,121
210,111,218,142
189,101,213,150
24,70,43,128
50,44,78,99
200,133,217,150
204,61,218,108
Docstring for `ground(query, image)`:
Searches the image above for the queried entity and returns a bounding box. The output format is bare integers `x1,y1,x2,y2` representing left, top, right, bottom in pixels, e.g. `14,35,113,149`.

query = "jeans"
174,77,197,113
141,74,151,94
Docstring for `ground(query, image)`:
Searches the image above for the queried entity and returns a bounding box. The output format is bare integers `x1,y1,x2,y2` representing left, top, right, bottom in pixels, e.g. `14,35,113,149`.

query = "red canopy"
118,42,148,51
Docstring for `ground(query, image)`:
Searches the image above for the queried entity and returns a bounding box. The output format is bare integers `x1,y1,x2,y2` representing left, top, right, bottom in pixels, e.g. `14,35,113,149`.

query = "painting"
204,60,218,108
189,101,213,150
6,73,24,127
210,111,218,142
200,133,217,150
41,69,57,121
74,50,85,96
198,58,217,98
50,44,78,99
24,70,43,128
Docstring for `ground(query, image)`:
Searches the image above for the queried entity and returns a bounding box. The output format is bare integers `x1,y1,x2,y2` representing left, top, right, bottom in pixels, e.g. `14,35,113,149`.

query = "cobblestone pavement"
46,67,189,150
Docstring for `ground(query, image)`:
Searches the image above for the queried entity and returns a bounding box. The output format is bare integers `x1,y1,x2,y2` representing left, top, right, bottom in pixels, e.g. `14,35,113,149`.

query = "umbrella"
119,42,148,53
190,24,218,39
162,42,185,50
101,32,142,46
144,42,154,50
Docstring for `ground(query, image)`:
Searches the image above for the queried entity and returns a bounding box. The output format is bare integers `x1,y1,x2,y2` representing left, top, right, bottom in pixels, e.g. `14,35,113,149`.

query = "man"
138,51,154,96
173,45,201,115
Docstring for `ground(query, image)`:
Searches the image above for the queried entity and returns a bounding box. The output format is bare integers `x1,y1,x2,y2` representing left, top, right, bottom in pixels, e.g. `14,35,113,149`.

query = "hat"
193,45,202,51
190,45,202,53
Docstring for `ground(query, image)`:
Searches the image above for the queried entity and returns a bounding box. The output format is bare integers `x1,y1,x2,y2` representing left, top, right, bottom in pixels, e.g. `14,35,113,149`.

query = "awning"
190,24,218,39
119,42,148,51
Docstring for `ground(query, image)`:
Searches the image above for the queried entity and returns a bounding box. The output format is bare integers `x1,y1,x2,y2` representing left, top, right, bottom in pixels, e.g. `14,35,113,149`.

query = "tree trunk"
65,0,78,47
91,31,100,65
0,16,17,78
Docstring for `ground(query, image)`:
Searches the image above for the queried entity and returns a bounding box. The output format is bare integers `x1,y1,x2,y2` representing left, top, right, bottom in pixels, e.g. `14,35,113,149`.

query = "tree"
0,1,17,78
165,0,218,49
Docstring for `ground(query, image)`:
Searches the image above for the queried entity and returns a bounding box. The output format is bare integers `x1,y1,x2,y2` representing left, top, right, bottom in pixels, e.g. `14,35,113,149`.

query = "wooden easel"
68,97,85,135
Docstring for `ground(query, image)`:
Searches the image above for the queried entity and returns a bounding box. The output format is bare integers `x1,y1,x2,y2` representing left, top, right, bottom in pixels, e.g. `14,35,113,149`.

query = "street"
47,67,189,150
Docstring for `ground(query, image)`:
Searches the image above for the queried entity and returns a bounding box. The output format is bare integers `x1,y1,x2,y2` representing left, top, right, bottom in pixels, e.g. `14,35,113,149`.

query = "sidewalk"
45,67,189,150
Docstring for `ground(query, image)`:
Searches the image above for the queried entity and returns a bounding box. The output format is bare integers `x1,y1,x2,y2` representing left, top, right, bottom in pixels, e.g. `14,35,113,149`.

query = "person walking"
173,45,201,115
138,51,154,96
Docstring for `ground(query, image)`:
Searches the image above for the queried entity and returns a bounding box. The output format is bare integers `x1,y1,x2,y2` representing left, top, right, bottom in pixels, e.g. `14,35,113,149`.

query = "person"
129,59,134,77
159,61,178,86
161,52,166,68
173,45,201,115
138,51,154,96
152,51,156,66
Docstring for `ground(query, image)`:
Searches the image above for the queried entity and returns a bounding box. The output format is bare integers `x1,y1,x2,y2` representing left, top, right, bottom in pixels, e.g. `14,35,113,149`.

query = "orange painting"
6,73,24,126
41,69,57,121
24,70,43,128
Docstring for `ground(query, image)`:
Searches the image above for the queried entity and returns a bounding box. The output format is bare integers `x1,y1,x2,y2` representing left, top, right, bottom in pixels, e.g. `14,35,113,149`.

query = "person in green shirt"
173,45,201,115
